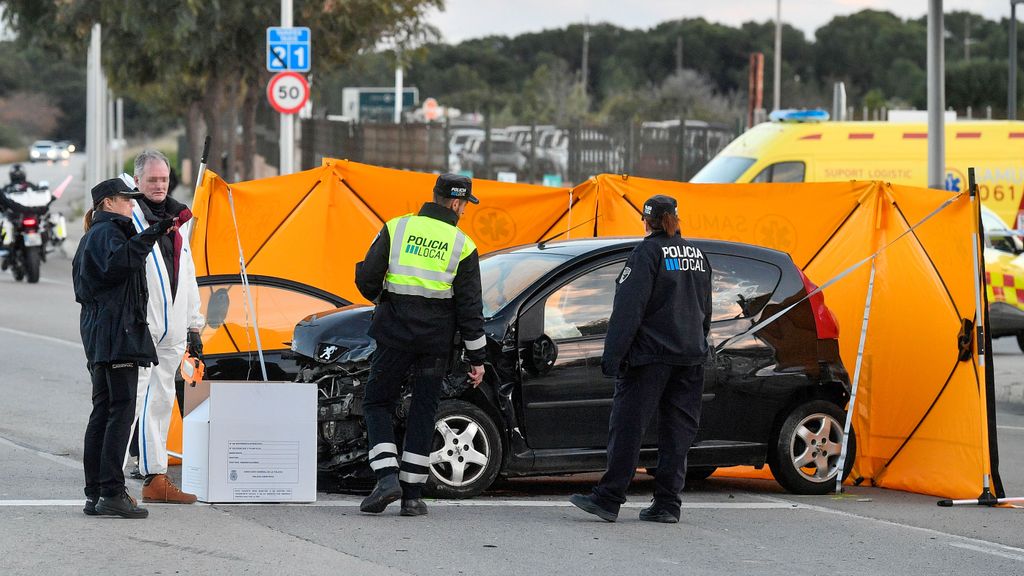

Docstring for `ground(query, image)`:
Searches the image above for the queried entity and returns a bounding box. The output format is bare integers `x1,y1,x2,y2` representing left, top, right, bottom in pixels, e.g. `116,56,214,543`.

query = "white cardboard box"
182,381,317,503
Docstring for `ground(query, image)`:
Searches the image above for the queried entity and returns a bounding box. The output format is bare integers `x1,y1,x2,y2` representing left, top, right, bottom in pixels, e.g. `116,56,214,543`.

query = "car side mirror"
206,288,230,329
523,334,558,376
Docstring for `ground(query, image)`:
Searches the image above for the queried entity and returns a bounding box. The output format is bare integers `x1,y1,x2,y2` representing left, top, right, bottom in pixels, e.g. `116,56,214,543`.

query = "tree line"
0,5,1021,178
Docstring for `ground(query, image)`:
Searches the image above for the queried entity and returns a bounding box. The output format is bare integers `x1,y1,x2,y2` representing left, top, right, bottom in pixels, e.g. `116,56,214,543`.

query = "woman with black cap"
73,177,176,519
570,194,712,524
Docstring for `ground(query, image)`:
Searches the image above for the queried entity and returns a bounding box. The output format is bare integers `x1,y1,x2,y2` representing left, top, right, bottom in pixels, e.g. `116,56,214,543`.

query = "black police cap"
434,173,479,204
642,194,678,219
91,177,143,206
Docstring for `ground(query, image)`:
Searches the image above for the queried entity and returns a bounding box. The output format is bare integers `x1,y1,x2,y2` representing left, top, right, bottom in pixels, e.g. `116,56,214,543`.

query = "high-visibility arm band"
464,335,486,351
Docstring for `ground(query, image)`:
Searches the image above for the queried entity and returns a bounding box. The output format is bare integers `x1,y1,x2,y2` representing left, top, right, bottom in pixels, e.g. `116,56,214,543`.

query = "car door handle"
701,393,715,402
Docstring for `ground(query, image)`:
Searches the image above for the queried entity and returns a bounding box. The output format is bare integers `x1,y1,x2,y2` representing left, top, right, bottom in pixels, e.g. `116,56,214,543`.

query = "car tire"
769,400,855,495
425,400,503,499
1016,332,1024,353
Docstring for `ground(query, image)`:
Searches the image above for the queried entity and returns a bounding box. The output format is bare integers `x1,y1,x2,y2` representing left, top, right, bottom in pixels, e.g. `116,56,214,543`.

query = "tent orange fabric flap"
564,175,994,499
188,160,998,499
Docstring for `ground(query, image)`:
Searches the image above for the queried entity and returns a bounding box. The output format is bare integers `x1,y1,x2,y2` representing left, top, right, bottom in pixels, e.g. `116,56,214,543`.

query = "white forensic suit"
127,199,204,476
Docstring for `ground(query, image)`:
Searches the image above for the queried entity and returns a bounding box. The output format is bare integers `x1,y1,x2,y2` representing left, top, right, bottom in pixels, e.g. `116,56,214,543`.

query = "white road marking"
948,542,1024,563
997,425,1024,432
756,494,1024,559
0,326,82,349
0,498,800,510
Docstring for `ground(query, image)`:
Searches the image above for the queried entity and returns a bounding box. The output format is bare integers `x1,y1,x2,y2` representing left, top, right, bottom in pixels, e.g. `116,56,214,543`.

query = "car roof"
487,236,796,266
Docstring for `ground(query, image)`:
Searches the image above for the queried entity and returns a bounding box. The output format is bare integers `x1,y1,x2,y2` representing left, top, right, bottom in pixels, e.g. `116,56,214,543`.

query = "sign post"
267,16,311,175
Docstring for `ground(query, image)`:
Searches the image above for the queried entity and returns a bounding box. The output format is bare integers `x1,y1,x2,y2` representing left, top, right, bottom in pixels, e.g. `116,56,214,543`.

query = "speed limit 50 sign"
267,71,309,115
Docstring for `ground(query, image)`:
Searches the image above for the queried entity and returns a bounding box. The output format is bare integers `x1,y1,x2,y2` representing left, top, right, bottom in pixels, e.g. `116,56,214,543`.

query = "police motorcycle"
1,175,67,283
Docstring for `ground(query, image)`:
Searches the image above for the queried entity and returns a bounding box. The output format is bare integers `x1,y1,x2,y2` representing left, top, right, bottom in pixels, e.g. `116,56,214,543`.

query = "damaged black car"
288,237,855,498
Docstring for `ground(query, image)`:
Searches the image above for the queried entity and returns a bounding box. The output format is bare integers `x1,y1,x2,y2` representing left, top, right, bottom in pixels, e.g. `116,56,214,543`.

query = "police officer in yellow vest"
355,173,487,516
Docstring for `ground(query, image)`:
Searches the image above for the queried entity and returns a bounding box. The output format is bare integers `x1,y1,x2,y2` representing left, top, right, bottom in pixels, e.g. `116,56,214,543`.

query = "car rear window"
706,254,782,321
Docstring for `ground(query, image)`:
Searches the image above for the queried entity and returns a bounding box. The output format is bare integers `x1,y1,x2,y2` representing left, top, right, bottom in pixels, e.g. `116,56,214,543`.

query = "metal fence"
255,114,737,185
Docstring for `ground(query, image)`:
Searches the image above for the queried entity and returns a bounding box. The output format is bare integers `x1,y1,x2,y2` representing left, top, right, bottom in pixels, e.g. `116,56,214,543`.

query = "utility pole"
676,36,684,75
86,23,107,190
927,0,945,189
1011,0,1022,120
965,15,971,61
581,19,590,97
279,0,295,174
773,0,782,111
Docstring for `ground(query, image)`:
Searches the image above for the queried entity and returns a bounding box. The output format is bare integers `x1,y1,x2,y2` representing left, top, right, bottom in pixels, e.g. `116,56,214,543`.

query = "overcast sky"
428,0,1016,43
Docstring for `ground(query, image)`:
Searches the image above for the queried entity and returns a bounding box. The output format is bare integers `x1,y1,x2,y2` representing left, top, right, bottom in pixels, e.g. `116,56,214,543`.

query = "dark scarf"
138,196,193,301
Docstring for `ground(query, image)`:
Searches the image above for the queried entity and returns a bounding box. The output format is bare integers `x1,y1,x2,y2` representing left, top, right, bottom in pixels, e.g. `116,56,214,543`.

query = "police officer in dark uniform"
570,194,712,524
355,173,487,516
73,178,177,519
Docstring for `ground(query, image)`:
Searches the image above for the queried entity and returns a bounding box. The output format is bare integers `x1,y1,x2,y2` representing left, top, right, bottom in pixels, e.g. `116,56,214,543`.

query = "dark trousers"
362,344,446,499
83,362,139,499
592,363,703,514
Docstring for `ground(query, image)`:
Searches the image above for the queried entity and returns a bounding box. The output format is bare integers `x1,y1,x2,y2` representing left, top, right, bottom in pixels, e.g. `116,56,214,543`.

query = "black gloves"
138,217,177,243
186,330,204,357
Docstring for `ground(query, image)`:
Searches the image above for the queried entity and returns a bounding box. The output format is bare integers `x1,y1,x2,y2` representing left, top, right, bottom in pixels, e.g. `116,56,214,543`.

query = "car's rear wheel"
769,400,855,495
1016,331,1024,353
425,400,502,499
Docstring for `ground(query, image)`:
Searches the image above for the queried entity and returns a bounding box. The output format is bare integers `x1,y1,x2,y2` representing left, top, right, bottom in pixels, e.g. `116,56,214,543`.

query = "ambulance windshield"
690,156,756,183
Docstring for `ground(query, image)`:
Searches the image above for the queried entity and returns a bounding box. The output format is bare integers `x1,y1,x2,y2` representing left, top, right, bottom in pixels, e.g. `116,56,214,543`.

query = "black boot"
95,489,149,519
569,493,618,522
83,498,99,516
400,498,428,517
639,501,680,523
360,473,402,513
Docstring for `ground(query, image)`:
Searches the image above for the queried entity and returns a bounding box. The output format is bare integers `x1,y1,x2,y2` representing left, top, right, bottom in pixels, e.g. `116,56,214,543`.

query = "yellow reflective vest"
384,214,476,300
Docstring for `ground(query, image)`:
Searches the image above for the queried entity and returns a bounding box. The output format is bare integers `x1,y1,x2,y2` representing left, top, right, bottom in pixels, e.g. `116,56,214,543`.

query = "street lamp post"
927,0,945,189
773,0,782,111
1011,0,1023,120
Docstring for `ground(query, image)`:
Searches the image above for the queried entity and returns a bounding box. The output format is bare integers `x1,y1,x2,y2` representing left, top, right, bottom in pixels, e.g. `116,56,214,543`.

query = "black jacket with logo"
73,211,164,367
601,230,713,376
355,202,486,363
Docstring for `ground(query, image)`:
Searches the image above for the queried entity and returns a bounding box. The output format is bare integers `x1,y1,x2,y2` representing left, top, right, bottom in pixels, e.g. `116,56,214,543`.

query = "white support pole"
394,64,404,124
836,259,876,494
279,0,295,175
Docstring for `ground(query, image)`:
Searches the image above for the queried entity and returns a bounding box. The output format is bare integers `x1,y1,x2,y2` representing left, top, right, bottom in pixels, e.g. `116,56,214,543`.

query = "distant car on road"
28,140,70,162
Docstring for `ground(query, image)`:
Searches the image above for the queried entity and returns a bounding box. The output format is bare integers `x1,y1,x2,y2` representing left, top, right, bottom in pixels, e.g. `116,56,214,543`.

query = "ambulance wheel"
425,400,502,499
769,400,855,495
1016,332,1024,353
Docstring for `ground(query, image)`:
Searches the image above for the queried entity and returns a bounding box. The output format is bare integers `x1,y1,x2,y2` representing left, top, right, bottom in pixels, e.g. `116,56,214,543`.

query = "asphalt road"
1,157,1023,575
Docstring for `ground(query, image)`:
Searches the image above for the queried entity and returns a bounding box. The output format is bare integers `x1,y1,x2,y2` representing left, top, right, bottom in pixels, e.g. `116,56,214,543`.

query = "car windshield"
479,251,572,317
690,156,757,183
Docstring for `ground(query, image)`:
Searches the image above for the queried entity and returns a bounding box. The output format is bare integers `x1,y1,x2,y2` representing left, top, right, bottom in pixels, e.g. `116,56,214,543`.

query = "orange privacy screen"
191,160,994,499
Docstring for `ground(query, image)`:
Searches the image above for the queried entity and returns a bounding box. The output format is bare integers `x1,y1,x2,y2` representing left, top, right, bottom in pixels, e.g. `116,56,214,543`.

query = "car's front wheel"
769,400,855,495
425,400,502,499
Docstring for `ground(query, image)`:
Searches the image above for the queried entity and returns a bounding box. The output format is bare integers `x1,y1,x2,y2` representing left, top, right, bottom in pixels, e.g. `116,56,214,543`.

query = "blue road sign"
266,27,311,72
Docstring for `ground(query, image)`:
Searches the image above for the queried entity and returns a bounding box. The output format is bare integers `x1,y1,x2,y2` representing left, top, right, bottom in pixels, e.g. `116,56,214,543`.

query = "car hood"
291,304,376,364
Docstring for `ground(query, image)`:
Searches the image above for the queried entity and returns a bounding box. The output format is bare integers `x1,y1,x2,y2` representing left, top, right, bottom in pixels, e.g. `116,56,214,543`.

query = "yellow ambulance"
692,115,1024,229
